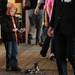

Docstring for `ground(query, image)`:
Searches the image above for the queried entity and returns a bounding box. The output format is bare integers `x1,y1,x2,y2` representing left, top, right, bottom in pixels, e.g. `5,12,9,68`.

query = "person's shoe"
11,67,21,71
35,42,39,45
40,50,46,57
50,53,55,61
39,42,44,47
6,65,11,71
6,68,11,71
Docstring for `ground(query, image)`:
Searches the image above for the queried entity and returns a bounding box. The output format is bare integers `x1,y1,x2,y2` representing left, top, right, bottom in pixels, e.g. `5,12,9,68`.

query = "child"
1,2,21,71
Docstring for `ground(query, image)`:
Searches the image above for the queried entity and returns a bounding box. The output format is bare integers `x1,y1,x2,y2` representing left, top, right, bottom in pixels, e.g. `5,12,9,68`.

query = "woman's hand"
12,28,18,32
34,7,40,15
47,26,54,37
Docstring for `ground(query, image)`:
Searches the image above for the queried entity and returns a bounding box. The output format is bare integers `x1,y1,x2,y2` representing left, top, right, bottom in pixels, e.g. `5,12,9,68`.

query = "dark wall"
0,0,8,16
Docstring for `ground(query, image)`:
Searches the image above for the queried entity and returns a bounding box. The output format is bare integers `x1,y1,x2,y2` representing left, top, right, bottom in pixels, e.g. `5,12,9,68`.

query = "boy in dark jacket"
1,3,21,71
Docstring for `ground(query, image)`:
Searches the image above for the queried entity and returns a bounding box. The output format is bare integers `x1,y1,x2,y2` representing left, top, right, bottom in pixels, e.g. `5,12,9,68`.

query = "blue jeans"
4,41,18,68
28,9,44,43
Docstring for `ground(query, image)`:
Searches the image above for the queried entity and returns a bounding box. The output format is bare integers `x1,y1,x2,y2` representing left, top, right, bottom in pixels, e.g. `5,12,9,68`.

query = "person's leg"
28,9,36,44
10,41,20,71
67,37,75,75
50,38,55,60
39,25,48,46
35,10,44,44
4,41,12,70
34,14,40,44
25,10,31,45
40,35,51,57
51,38,55,53
54,34,67,75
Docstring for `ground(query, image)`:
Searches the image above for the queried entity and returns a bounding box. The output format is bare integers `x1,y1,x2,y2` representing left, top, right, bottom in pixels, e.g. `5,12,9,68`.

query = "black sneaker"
6,68,11,71
6,65,11,71
40,50,46,57
39,42,44,47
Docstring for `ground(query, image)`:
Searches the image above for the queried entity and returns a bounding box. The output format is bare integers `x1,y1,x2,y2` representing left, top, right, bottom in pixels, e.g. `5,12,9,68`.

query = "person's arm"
47,13,55,37
44,12,49,27
34,0,44,15
49,0,56,29
37,0,44,4
47,0,56,37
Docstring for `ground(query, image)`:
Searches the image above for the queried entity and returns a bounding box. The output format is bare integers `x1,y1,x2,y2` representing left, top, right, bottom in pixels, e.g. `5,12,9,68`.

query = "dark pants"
54,33,75,75
40,35,55,57
4,41,18,69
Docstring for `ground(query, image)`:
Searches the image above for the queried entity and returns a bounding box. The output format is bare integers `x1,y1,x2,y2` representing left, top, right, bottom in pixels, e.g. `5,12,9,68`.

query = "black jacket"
50,0,75,35
1,15,19,42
